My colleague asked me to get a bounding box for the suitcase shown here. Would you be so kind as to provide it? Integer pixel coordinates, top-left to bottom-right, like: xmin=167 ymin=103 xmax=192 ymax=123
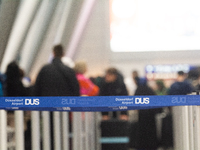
xmin=100 ymin=119 xmax=130 ymax=150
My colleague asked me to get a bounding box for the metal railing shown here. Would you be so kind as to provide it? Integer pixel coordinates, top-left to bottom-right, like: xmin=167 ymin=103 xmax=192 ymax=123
xmin=0 ymin=110 xmax=101 ymax=150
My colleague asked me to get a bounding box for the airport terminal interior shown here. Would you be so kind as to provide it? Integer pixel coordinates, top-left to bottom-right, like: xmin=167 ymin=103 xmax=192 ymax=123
xmin=1 ymin=0 xmax=200 ymax=150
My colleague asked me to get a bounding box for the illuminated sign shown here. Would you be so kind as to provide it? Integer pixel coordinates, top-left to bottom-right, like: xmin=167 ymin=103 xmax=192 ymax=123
xmin=110 ymin=0 xmax=200 ymax=52
xmin=145 ymin=64 xmax=192 ymax=80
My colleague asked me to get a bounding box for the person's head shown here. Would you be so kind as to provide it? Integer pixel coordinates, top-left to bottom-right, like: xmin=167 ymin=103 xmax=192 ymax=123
xmin=178 ymin=71 xmax=185 ymax=76
xmin=105 ymin=67 xmax=118 ymax=83
xmin=132 ymin=70 xmax=139 ymax=85
xmin=132 ymin=70 xmax=138 ymax=78
xmin=6 ymin=61 xmax=20 ymax=80
xmin=156 ymin=80 xmax=165 ymax=91
xmin=53 ymin=44 xmax=64 ymax=58
xmin=177 ymin=71 xmax=186 ymax=82
xmin=74 ymin=61 xmax=87 ymax=74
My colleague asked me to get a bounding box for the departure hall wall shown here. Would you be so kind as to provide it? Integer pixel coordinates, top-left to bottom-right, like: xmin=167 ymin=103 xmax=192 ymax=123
xmin=75 ymin=0 xmax=200 ymax=80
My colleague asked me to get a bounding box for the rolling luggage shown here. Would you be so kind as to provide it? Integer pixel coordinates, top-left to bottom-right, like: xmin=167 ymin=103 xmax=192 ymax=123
xmin=100 ymin=119 xmax=129 ymax=150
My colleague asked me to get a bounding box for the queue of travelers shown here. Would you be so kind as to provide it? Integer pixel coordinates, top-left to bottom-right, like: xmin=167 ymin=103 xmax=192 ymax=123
xmin=0 ymin=44 xmax=199 ymax=150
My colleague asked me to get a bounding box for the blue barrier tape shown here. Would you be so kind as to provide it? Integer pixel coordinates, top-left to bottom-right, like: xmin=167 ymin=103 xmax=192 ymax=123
xmin=0 ymin=95 xmax=200 ymax=111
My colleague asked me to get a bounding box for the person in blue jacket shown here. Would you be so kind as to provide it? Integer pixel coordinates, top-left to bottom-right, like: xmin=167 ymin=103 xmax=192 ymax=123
xmin=168 ymin=71 xmax=193 ymax=95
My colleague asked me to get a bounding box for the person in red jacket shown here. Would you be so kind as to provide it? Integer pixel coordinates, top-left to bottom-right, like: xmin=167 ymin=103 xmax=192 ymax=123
xmin=74 ymin=61 xmax=99 ymax=96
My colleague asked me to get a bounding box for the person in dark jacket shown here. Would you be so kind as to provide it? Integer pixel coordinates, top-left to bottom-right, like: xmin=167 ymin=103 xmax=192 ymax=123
xmin=33 ymin=44 xmax=80 ymax=150
xmin=168 ymin=71 xmax=193 ymax=95
xmin=5 ymin=61 xmax=29 ymax=97
xmin=99 ymin=67 xmax=128 ymax=120
xmin=133 ymin=78 xmax=162 ymax=150
xmin=34 ymin=44 xmax=80 ymax=96
xmin=5 ymin=61 xmax=31 ymax=150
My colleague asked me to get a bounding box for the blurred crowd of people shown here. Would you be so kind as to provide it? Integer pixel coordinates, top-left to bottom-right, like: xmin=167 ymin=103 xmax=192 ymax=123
xmin=0 ymin=44 xmax=200 ymax=150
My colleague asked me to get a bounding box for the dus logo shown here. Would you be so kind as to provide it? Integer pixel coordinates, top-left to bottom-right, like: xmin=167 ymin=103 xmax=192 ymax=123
xmin=171 ymin=97 xmax=186 ymax=103
xmin=135 ymin=98 xmax=150 ymax=104
xmin=25 ymin=99 xmax=40 ymax=105
xmin=62 ymin=99 xmax=76 ymax=105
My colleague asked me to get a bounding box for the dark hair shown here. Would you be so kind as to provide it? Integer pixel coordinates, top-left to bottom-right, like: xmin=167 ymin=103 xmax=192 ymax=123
xmin=132 ymin=70 xmax=138 ymax=76
xmin=178 ymin=71 xmax=184 ymax=76
xmin=6 ymin=61 xmax=20 ymax=80
xmin=53 ymin=44 xmax=64 ymax=58
xmin=106 ymin=67 xmax=118 ymax=76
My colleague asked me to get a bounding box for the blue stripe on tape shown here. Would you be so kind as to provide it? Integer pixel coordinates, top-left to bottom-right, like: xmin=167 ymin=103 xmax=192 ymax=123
xmin=0 ymin=95 xmax=200 ymax=111
xmin=100 ymin=137 xmax=129 ymax=144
